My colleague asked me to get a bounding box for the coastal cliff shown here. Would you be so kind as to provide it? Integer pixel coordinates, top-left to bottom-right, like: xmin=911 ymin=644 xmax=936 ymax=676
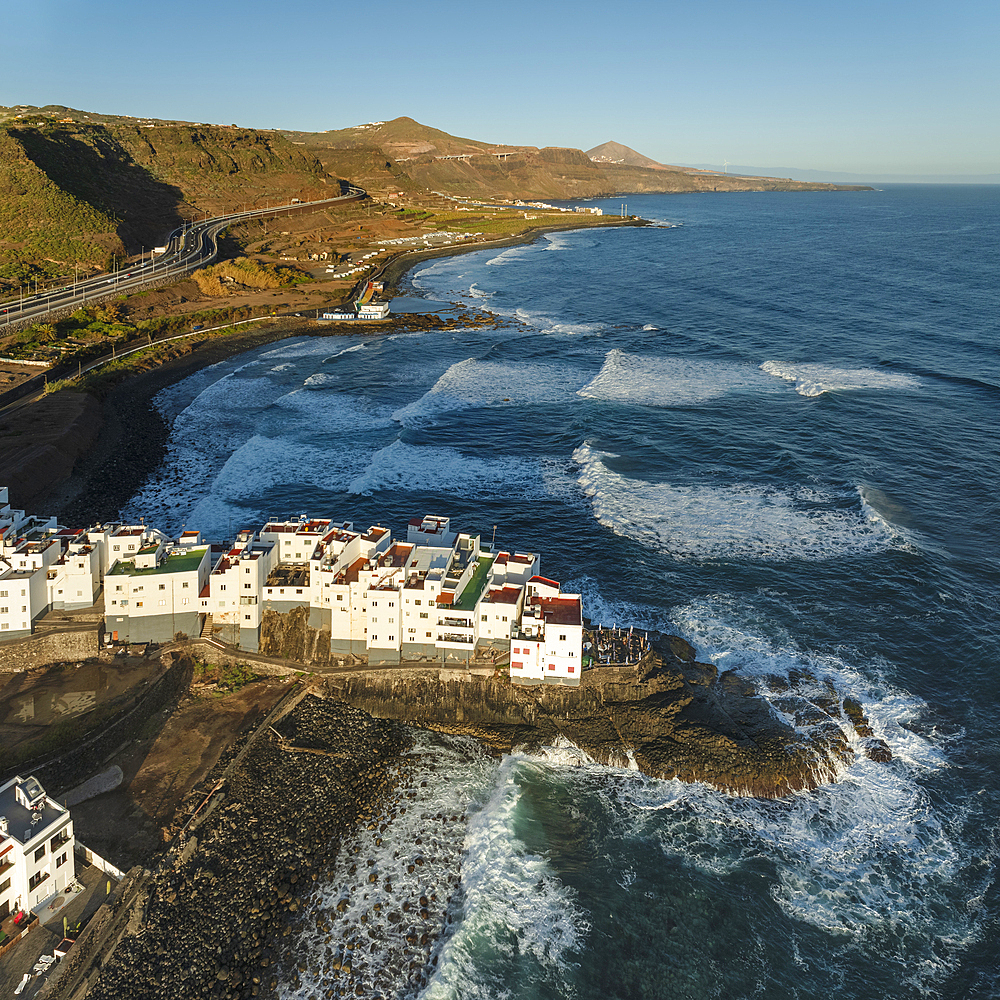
xmin=326 ymin=635 xmax=882 ymax=799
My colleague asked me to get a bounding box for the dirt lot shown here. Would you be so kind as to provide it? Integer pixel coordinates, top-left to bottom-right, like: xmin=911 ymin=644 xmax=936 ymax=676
xmin=71 ymin=672 xmax=294 ymax=868
xmin=1 ymin=657 xmax=293 ymax=871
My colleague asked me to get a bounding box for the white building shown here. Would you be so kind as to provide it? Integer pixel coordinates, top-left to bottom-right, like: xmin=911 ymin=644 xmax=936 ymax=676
xmin=509 ymin=576 xmax=584 ymax=685
xmin=0 ymin=775 xmax=76 ymax=918
xmin=105 ymin=539 xmax=212 ymax=643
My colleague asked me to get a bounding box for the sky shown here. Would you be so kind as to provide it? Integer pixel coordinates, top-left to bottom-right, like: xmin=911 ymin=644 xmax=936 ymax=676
xmin=2 ymin=0 xmax=997 ymax=178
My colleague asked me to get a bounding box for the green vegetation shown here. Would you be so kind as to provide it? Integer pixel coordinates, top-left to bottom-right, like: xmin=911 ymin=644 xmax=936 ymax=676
xmin=192 ymin=658 xmax=259 ymax=694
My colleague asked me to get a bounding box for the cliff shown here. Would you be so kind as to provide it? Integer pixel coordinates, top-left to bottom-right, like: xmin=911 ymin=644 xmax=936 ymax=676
xmin=325 ymin=635 xmax=886 ymax=799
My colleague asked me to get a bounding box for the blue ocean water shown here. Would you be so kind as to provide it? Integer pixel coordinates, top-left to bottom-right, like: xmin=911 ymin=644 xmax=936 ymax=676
xmin=124 ymin=186 xmax=1000 ymax=999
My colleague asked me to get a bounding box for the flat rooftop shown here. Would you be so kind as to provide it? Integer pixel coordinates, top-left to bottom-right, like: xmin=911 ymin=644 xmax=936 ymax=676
xmin=451 ymin=555 xmax=495 ymax=612
xmin=107 ymin=546 xmax=208 ymax=576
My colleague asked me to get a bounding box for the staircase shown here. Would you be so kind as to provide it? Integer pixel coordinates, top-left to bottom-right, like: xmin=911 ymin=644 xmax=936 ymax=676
xmin=200 ymin=614 xmax=214 ymax=639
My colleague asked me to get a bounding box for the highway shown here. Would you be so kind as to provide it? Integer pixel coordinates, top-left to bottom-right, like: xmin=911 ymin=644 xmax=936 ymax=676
xmin=0 ymin=186 xmax=365 ymax=327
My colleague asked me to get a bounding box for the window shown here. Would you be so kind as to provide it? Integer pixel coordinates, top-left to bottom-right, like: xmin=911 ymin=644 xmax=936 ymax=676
xmin=408 ymin=628 xmax=416 ymax=634
xmin=218 ymin=601 xmax=226 ymax=608
xmin=559 ymin=634 xmax=566 ymax=642
xmin=337 ymin=594 xmax=343 ymax=601
xmin=113 ymin=545 xmax=120 ymax=552
xmin=548 ymin=664 xmax=555 ymax=671
xmin=115 ymin=585 xmax=123 ymax=592
xmin=0 ymin=591 xmax=5 ymax=598
xmin=34 ymin=845 xmax=45 ymax=862
xmin=568 ymin=665 xmax=575 ymax=674
xmin=388 ymin=601 xmax=394 ymax=608
xmin=182 ymin=581 xmax=189 ymax=589
xmin=419 ymin=612 xmax=428 ymax=619
xmin=388 ymin=617 xmax=394 ymax=623
xmin=245 ymin=567 xmax=251 ymax=574
xmin=158 ymin=599 xmax=165 ymax=606
xmin=159 ymin=584 xmax=166 ymax=591
xmin=1 ymin=624 xmax=8 ymax=631
xmin=0 ymin=607 xmax=6 ymax=614
xmin=56 ymin=853 xmax=67 ymax=868
xmin=372 ymin=600 xmax=378 ymax=607
xmin=0 ymin=877 xmax=10 ymax=893
xmin=244 ymin=583 xmax=252 ymax=589
xmin=29 ymin=871 xmax=48 ymax=891
xmin=244 ymin=615 xmax=252 ymax=621
xmin=502 ymin=616 xmax=508 ymax=623
xmin=135 ymin=585 xmax=143 ymax=592
xmin=481 ymin=615 xmax=487 ymax=622
xmin=135 ymin=601 xmax=143 ymax=608
xmin=426 ymin=632 xmax=432 ymax=638
xmin=415 ymin=599 xmax=421 ymax=606
xmin=372 ymin=636 xmax=377 ymax=642
xmin=219 ymin=584 xmax=226 ymax=591
xmin=181 ymin=599 xmax=189 ymax=606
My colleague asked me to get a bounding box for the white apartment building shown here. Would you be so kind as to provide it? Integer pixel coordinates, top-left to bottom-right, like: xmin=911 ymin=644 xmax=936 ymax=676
xmin=0 ymin=775 xmax=76 ymax=918
xmin=509 ymin=576 xmax=585 ymax=686
xmin=46 ymin=528 xmax=102 ymax=611
xmin=105 ymin=539 xmax=212 ymax=643
xmin=0 ymin=487 xmax=586 ymax=684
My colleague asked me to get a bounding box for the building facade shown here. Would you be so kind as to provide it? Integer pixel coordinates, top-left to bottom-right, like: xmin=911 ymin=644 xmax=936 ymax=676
xmin=0 ymin=775 xmax=76 ymax=918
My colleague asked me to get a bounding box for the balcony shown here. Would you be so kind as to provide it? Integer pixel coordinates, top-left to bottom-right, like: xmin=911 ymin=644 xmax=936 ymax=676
xmin=437 ymin=633 xmax=474 ymax=645
xmin=437 ymin=617 xmax=472 ymax=629
xmin=50 ymin=831 xmax=72 ymax=852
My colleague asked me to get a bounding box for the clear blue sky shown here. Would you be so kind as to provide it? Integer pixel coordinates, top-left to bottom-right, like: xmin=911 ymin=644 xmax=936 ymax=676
xmin=3 ymin=0 xmax=997 ymax=176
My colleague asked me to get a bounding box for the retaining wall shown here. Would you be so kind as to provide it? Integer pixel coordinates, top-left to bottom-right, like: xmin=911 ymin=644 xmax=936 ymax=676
xmin=0 ymin=630 xmax=99 ymax=672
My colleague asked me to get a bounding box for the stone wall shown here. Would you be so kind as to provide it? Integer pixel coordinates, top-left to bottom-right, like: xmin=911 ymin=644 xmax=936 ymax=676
xmin=0 ymin=629 xmax=99 ymax=672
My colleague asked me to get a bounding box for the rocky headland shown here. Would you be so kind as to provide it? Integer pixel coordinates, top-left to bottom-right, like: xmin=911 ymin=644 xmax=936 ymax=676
xmin=326 ymin=634 xmax=889 ymax=799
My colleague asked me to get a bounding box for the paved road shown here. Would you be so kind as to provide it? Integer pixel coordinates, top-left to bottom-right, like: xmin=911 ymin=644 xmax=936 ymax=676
xmin=0 ymin=187 xmax=365 ymax=328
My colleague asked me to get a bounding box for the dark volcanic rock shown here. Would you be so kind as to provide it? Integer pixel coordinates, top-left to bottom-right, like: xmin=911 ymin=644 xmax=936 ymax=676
xmin=326 ymin=635 xmax=872 ymax=798
xmin=82 ymin=696 xmax=408 ymax=1000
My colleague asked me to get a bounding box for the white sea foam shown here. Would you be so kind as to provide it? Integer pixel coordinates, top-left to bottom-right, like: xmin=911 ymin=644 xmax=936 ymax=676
xmin=484 ymin=246 xmax=528 ymax=267
xmin=574 ymin=597 xmax=979 ymax=991
xmin=124 ymin=389 xmax=392 ymax=534
xmin=348 ymin=440 xmax=544 ymax=497
xmin=761 ymin=360 xmax=923 ymax=397
xmin=512 ymin=307 xmax=604 ymax=336
xmin=423 ymin=753 xmax=590 ymax=1000
xmin=323 ymin=342 xmax=366 ymax=361
xmin=282 ymin=733 xmax=495 ymax=1000
xmin=642 ymin=324 xmax=659 ymax=331
xmin=302 ymin=372 xmax=339 ymax=387
xmin=392 ymin=357 xmax=583 ymax=426
xmin=573 ymin=442 xmax=904 ymax=561
xmin=579 ymin=349 xmax=779 ymax=407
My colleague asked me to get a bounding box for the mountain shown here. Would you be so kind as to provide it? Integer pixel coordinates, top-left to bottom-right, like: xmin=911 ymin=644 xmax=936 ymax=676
xmin=586 ymin=141 xmax=669 ymax=170
xmin=0 ymin=107 xmax=341 ymax=285
xmin=0 ymin=107 xmax=869 ymax=289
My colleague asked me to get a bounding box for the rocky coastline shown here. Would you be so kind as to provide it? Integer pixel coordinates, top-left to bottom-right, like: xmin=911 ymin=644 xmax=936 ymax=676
xmin=48 ymin=691 xmax=411 ymax=1000
xmin=327 ymin=634 xmax=888 ymax=799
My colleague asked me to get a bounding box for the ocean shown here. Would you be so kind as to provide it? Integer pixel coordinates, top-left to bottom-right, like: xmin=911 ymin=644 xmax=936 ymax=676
xmin=122 ymin=185 xmax=1000 ymax=998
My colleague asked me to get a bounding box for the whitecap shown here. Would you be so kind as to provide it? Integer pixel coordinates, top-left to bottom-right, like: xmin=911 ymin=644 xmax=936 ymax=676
xmin=391 ymin=357 xmax=583 ymax=426
xmin=579 ymin=349 xmax=779 ymax=407
xmin=573 ymin=443 xmax=905 ymax=561
xmin=761 ymin=360 xmax=922 ymax=397
xmin=348 ymin=440 xmax=545 ymax=497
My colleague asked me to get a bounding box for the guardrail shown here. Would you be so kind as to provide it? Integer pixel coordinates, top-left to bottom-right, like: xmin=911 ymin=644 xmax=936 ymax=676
xmin=0 ymin=186 xmax=366 ymax=327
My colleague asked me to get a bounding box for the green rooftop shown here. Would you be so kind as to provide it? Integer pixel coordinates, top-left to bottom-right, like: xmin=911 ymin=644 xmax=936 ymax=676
xmin=108 ymin=546 xmax=208 ymax=576
xmin=452 ymin=555 xmax=494 ymax=612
